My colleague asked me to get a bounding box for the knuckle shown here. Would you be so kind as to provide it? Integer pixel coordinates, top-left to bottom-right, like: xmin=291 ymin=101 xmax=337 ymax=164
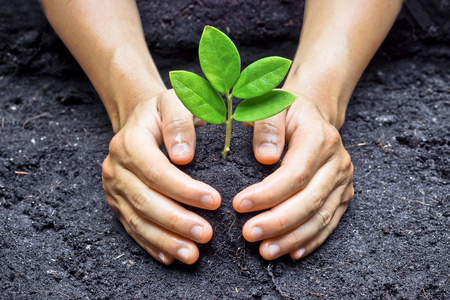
xmin=289 ymin=229 xmax=303 ymax=248
xmin=258 ymin=120 xmax=284 ymax=138
xmin=309 ymin=190 xmax=325 ymax=210
xmin=164 ymin=113 xmax=191 ymax=132
xmin=338 ymin=158 xmax=354 ymax=186
xmin=127 ymin=212 xmax=141 ymax=233
xmin=167 ymin=210 xmax=181 ymax=230
xmin=130 ymin=191 xmax=147 ymax=211
xmin=265 ymin=189 xmax=276 ymax=205
xmin=324 ymin=126 xmax=341 ymax=148
xmin=316 ymin=206 xmax=334 ymax=228
xmin=293 ymin=167 xmax=310 ymax=190
xmin=156 ymin=231 xmax=170 ymax=249
xmin=341 ymin=151 xmax=353 ymax=170
xmin=108 ymin=133 xmax=124 ymax=157
xmin=261 ymin=178 xmax=277 ymax=204
xmin=101 ymin=157 xmax=114 ymax=181
xmin=177 ymin=180 xmax=192 ymax=200
xmin=144 ymin=165 xmax=161 ymax=187
xmin=276 ymin=213 xmax=290 ymax=232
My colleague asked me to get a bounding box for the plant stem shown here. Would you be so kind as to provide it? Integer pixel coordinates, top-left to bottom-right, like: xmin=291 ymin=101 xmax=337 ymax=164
xmin=221 ymin=91 xmax=234 ymax=158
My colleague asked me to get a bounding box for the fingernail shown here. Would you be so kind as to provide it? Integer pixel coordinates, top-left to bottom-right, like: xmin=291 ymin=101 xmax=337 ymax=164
xmin=200 ymin=194 xmax=214 ymax=208
xmin=158 ymin=252 xmax=166 ymax=264
xmin=191 ymin=225 xmax=204 ymax=241
xmin=258 ymin=142 xmax=278 ymax=155
xmin=239 ymin=199 xmax=253 ymax=211
xmin=172 ymin=143 xmax=190 ymax=156
xmin=251 ymin=226 xmax=263 ymax=240
xmin=177 ymin=247 xmax=190 ymax=263
xmin=295 ymin=248 xmax=305 ymax=259
xmin=269 ymin=244 xmax=280 ymax=257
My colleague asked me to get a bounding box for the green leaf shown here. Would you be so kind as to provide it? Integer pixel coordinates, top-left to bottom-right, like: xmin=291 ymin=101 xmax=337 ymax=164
xmin=169 ymin=71 xmax=226 ymax=124
xmin=199 ymin=26 xmax=241 ymax=94
xmin=233 ymin=90 xmax=297 ymax=122
xmin=232 ymin=56 xmax=292 ymax=99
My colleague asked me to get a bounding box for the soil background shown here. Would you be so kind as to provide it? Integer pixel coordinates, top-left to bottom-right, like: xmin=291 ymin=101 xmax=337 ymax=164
xmin=1 ymin=0 xmax=449 ymax=299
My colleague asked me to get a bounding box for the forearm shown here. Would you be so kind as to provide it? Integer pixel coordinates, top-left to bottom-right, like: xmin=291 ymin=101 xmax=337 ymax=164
xmin=284 ymin=0 xmax=402 ymax=129
xmin=41 ymin=0 xmax=166 ymax=132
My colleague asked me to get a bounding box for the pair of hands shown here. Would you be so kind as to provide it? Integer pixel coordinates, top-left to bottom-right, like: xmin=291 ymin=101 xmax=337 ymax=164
xmin=102 ymin=88 xmax=354 ymax=265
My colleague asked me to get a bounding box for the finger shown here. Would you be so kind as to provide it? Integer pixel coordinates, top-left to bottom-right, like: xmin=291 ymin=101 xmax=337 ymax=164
xmin=289 ymin=202 xmax=349 ymax=260
xmin=109 ymin=167 xmax=214 ymax=244
xmin=105 ymin=192 xmax=175 ymax=265
xmin=118 ymin=199 xmax=200 ymax=264
xmin=252 ymin=111 xmax=286 ymax=165
xmin=108 ymin=134 xmax=221 ymax=210
xmin=242 ymin=164 xmax=348 ymax=242
xmin=257 ymin=184 xmax=350 ymax=260
xmin=160 ymin=89 xmax=196 ymax=165
xmin=193 ymin=117 xmax=207 ymax=127
xmin=132 ymin=230 xmax=175 ymax=265
xmin=123 ymin=219 xmax=176 ymax=265
xmin=233 ymin=125 xmax=342 ymax=212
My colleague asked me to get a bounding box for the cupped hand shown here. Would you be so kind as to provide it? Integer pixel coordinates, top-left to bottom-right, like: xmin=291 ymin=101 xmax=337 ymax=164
xmin=102 ymin=89 xmax=221 ymax=265
xmin=234 ymin=93 xmax=354 ymax=260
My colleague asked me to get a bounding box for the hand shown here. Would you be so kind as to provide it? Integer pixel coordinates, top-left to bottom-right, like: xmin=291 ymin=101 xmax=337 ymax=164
xmin=233 ymin=93 xmax=354 ymax=260
xmin=102 ymin=89 xmax=221 ymax=265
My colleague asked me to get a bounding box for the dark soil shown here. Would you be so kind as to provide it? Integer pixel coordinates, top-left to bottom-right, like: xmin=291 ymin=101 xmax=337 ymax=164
xmin=1 ymin=0 xmax=449 ymax=299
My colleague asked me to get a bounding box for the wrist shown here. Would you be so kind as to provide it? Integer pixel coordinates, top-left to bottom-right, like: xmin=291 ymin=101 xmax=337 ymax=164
xmin=100 ymin=45 xmax=167 ymax=132
xmin=283 ymin=61 xmax=353 ymax=129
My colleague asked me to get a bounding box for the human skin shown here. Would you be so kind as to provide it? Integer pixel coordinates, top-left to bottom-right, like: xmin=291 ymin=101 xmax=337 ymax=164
xmin=41 ymin=0 xmax=402 ymax=264
xmin=233 ymin=0 xmax=402 ymax=260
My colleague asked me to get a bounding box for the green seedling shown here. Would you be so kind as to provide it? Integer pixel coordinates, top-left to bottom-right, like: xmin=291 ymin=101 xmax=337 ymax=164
xmin=170 ymin=26 xmax=297 ymax=158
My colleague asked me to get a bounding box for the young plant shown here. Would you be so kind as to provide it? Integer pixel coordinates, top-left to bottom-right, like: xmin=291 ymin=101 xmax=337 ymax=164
xmin=169 ymin=26 xmax=297 ymax=158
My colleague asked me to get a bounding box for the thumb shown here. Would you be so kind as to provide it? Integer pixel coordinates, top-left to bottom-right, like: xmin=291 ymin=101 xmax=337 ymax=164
xmin=252 ymin=111 xmax=286 ymax=165
xmin=160 ymin=90 xmax=197 ymax=165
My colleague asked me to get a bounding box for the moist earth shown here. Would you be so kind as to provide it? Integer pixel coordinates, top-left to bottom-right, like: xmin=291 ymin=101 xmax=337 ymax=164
xmin=0 ymin=0 xmax=449 ymax=299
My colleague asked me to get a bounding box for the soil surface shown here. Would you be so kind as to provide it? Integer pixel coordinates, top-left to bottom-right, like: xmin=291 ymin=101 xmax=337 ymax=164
xmin=1 ymin=0 xmax=449 ymax=299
